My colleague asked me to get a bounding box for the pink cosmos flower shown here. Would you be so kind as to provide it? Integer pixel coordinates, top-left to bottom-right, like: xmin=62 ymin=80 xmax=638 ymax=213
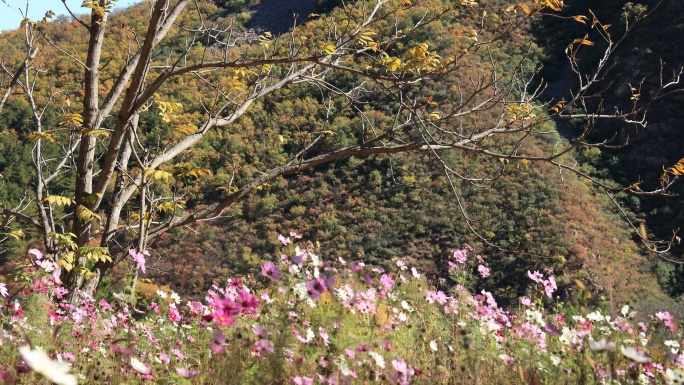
xmin=210 ymin=333 xmax=226 ymax=354
xmin=319 ymin=327 xmax=330 ymax=346
xmin=278 ymin=234 xmax=290 ymax=245
xmin=261 ymin=261 xmax=281 ymax=281
xmin=543 ymin=276 xmax=557 ymax=298
xmin=380 ymin=274 xmax=395 ymax=291
xmin=351 ymin=261 xmax=364 ymax=273
xmin=109 ymin=343 xmax=135 ymax=355
xmin=289 ymin=231 xmax=302 ymax=239
xmin=176 ymin=368 xmax=200 ymax=378
xmin=519 ymin=297 xmax=533 ymax=307
xmin=187 ymin=301 xmax=204 ymax=315
xmin=149 ymin=302 xmax=160 ymax=313
xmin=453 ymin=249 xmax=468 ymax=264
xmin=527 ymin=270 xmax=544 ymax=283
xmin=293 ymin=376 xmax=314 ymax=385
xmin=168 ymin=305 xmax=181 ymax=322
xmin=28 ymin=248 xmax=43 ymax=260
xmin=253 ymin=339 xmax=274 ymax=355
xmin=54 ymin=286 xmax=69 ymax=299
xmin=478 ymin=264 xmax=490 ymax=278
xmin=656 ymin=311 xmax=676 ymax=332
xmin=252 ymin=325 xmax=269 ymax=338
xmin=171 ymin=349 xmax=184 ymax=360
xmin=426 ymin=290 xmax=448 ymax=305
xmin=128 ymin=249 xmax=147 ymax=274
xmin=390 ymin=359 xmax=415 ymax=384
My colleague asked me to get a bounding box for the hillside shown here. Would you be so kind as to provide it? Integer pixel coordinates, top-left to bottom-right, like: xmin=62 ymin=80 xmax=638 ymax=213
xmin=0 ymin=0 xmax=678 ymax=317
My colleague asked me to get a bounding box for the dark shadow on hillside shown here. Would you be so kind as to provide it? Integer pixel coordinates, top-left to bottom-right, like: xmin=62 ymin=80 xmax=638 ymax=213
xmin=246 ymin=0 xmax=317 ymax=34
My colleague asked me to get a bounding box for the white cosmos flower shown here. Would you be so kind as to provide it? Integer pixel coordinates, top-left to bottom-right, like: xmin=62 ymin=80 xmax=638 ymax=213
xmin=621 ymin=346 xmax=651 ymax=363
xmin=588 ymin=338 xmax=615 ymax=352
xmin=621 ymin=305 xmax=630 ymax=317
xmin=19 ymin=346 xmax=77 ymax=385
xmin=131 ymin=357 xmax=152 ymax=374
xmin=586 ymin=311 xmax=604 ymax=323
xmin=666 ymin=368 xmax=684 ymax=385
xmin=368 ymin=351 xmax=385 ymax=368
xmin=665 ymin=340 xmax=681 ymax=354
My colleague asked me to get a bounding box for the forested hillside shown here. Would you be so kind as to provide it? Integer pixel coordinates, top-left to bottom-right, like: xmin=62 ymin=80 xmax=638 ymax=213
xmin=0 ymin=0 xmax=680 ymax=315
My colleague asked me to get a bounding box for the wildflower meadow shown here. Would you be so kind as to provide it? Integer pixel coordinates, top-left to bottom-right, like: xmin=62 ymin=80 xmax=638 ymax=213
xmin=0 ymin=234 xmax=682 ymax=384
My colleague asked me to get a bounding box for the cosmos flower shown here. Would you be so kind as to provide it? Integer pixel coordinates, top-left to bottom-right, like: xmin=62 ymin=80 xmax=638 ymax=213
xmin=453 ymin=249 xmax=468 ymax=264
xmin=620 ymin=346 xmax=651 ymax=363
xmin=176 ymin=367 xmax=200 ymax=378
xmin=131 ymin=357 xmax=152 ymax=374
xmin=109 ymin=342 xmax=135 ymax=355
xmin=237 ymin=290 xmax=259 ymax=312
xmin=0 ymin=282 xmax=7 ymax=297
xmin=128 ymin=249 xmax=147 ymax=273
xmin=478 ymin=264 xmax=490 ymax=278
xmin=168 ymin=305 xmax=181 ymax=322
xmin=589 ymin=339 xmax=615 ymax=352
xmin=293 ymin=376 xmax=314 ymax=385
xmin=527 ymin=270 xmax=544 ymax=283
xmin=19 ymin=346 xmax=77 ymax=385
xmin=261 ymin=261 xmax=281 ymax=281
xmin=278 ymin=234 xmax=290 ymax=245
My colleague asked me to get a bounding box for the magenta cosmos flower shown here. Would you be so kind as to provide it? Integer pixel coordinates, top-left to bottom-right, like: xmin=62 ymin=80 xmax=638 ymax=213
xmin=305 ymin=277 xmax=334 ymax=300
xmin=237 ymin=290 xmax=259 ymax=312
xmin=261 ymin=261 xmax=281 ymax=281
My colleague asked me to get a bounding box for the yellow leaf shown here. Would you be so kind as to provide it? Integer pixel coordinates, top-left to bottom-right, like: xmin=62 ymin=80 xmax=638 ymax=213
xmin=549 ymin=100 xmax=564 ymax=114
xmin=76 ymin=205 xmax=101 ymax=223
xmin=428 ymin=112 xmax=440 ymax=122
xmin=541 ymin=0 xmax=564 ymax=11
xmin=27 ymin=132 xmax=56 ymax=143
xmin=58 ymin=113 xmax=83 ymax=127
xmin=58 ymin=251 xmax=75 ymax=272
xmin=571 ymin=15 xmax=587 ymax=24
xmin=277 ymin=135 xmax=285 ymax=143
xmin=43 ymin=195 xmax=73 ymax=206
xmin=368 ymin=41 xmax=378 ymax=52
xmin=82 ymin=193 xmax=103 ymax=205
xmin=323 ymin=44 xmax=336 ymax=55
xmin=174 ymin=124 xmax=198 ymax=137
xmin=5 ymin=229 xmax=24 ymax=240
xmin=144 ymin=168 xmax=174 ymax=183
xmin=81 ymin=128 xmax=110 ymax=138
